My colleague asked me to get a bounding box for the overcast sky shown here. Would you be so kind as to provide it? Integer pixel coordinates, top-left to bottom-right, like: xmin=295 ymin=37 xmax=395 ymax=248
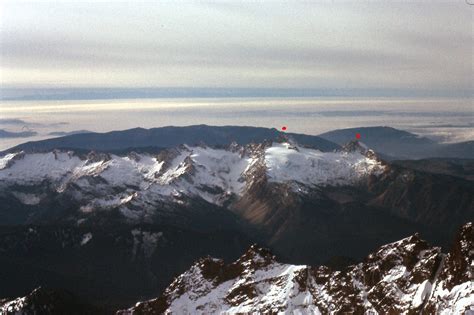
xmin=0 ymin=1 xmax=472 ymax=93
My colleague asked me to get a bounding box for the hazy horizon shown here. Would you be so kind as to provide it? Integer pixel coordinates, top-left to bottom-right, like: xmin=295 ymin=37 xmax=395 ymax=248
xmin=1 ymin=96 xmax=472 ymax=150
xmin=1 ymin=1 xmax=472 ymax=150
xmin=1 ymin=87 xmax=473 ymax=101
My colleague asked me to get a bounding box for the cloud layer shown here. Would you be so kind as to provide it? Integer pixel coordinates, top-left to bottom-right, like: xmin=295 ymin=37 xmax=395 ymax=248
xmin=0 ymin=1 xmax=472 ymax=93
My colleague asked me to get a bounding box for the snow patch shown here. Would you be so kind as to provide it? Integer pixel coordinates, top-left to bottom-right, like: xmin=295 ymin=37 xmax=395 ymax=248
xmin=265 ymin=143 xmax=384 ymax=186
xmin=12 ymin=191 xmax=41 ymax=205
xmin=80 ymin=233 xmax=93 ymax=246
xmin=412 ymin=279 xmax=432 ymax=308
xmin=0 ymin=152 xmax=19 ymax=169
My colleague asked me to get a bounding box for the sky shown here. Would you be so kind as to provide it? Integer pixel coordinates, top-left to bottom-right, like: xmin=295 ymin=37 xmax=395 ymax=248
xmin=0 ymin=0 xmax=472 ymax=96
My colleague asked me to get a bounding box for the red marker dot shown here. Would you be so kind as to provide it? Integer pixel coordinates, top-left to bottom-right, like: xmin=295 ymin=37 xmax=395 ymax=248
xmin=281 ymin=126 xmax=287 ymax=131
xmin=355 ymin=133 xmax=361 ymax=139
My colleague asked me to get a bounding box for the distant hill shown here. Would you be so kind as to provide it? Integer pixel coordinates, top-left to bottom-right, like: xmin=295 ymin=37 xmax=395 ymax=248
xmin=0 ymin=129 xmax=37 ymax=138
xmin=3 ymin=125 xmax=340 ymax=154
xmin=319 ymin=126 xmax=473 ymax=159
xmin=3 ymin=125 xmax=473 ymax=159
xmin=394 ymin=158 xmax=474 ymax=181
xmin=47 ymin=130 xmax=92 ymax=137
xmin=432 ymin=141 xmax=474 ymax=159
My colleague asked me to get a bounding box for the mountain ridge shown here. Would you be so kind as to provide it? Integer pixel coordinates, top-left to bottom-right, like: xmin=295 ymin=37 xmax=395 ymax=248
xmin=2 ymin=125 xmax=339 ymax=155
xmin=2 ymin=222 xmax=471 ymax=314
xmin=319 ymin=126 xmax=474 ymax=159
xmin=117 ymin=222 xmax=473 ymax=314
xmin=4 ymin=125 xmax=473 ymax=160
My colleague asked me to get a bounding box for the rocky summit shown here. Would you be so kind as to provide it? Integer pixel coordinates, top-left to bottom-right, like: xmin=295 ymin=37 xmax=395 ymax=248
xmin=117 ymin=223 xmax=473 ymax=314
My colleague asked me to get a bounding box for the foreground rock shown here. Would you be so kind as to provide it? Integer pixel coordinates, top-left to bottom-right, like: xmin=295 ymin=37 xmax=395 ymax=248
xmin=118 ymin=223 xmax=473 ymax=314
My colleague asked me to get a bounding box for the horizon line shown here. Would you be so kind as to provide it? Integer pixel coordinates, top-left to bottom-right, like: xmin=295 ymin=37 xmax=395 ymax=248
xmin=1 ymin=87 xmax=472 ymax=101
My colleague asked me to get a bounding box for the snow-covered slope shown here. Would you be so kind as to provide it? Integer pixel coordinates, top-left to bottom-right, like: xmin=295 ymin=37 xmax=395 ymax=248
xmin=2 ymin=224 xmax=471 ymax=314
xmin=117 ymin=223 xmax=474 ymax=315
xmin=265 ymin=142 xmax=381 ymax=185
xmin=0 ymin=141 xmax=385 ymax=222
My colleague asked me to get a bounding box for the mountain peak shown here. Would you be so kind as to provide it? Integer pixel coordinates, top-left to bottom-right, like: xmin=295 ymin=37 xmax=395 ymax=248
xmin=437 ymin=221 xmax=473 ymax=290
xmin=341 ymin=140 xmax=381 ymax=162
xmin=342 ymin=139 xmax=368 ymax=152
xmin=118 ymin=225 xmax=472 ymax=314
xmin=237 ymin=244 xmax=275 ymax=267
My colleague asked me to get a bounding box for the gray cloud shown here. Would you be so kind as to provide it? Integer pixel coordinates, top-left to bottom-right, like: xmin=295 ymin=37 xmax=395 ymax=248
xmin=47 ymin=130 xmax=91 ymax=136
xmin=0 ymin=118 xmax=69 ymax=129
xmin=414 ymin=123 xmax=474 ymax=129
xmin=0 ymin=1 xmax=471 ymax=91
xmin=1 ymin=35 xmax=423 ymax=71
xmin=0 ymin=118 xmax=28 ymax=125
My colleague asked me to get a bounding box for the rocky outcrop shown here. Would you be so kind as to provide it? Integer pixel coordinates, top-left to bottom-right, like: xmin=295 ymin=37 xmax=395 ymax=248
xmin=118 ymin=223 xmax=473 ymax=314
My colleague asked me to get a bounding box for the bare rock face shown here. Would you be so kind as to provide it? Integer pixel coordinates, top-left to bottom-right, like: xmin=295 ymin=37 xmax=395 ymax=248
xmin=118 ymin=223 xmax=473 ymax=314
xmin=425 ymin=222 xmax=474 ymax=313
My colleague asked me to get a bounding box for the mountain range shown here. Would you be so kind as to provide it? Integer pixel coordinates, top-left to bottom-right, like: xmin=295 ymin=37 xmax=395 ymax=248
xmin=0 ymin=125 xmax=472 ymax=313
xmin=2 ymin=125 xmax=338 ymax=155
xmin=4 ymin=125 xmax=474 ymax=159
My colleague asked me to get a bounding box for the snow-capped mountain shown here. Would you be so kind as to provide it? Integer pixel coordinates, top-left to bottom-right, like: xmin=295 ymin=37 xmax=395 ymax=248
xmin=117 ymin=223 xmax=473 ymax=315
xmin=1 ymin=136 xmax=473 ymax=311
xmin=0 ymin=141 xmax=384 ymax=223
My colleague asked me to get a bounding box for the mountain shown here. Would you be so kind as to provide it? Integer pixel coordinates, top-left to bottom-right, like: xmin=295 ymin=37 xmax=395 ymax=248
xmin=1 ymin=133 xmax=473 ymax=310
xmin=319 ymin=126 xmax=435 ymax=158
xmin=393 ymin=158 xmax=474 ymax=181
xmin=431 ymin=141 xmax=474 ymax=159
xmin=319 ymin=126 xmax=474 ymax=159
xmin=3 ymin=125 xmax=339 ymax=154
xmin=5 ymin=125 xmax=472 ymax=159
xmin=117 ymin=222 xmax=473 ymax=314
xmin=0 ymin=140 xmax=472 ymax=255
xmin=0 ymin=225 xmax=252 ymax=311
xmin=0 ymin=141 xmax=382 ymax=226
xmin=3 ymin=224 xmax=471 ymax=315
xmin=0 ymin=140 xmax=385 ymax=308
